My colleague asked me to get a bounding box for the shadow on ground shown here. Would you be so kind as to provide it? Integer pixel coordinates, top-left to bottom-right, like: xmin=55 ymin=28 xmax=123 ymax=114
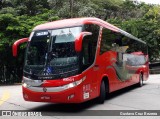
xmin=30 ymin=84 xmax=147 ymax=115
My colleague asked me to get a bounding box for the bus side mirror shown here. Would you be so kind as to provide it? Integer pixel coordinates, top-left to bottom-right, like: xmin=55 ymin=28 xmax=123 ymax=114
xmin=75 ymin=32 xmax=92 ymax=52
xmin=12 ymin=38 xmax=29 ymax=57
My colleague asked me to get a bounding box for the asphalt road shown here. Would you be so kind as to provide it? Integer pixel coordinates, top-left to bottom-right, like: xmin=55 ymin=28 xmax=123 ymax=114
xmin=0 ymin=74 xmax=160 ymax=119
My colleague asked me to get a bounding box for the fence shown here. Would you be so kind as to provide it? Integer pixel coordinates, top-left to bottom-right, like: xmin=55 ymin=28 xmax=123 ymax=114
xmin=149 ymin=62 xmax=160 ymax=74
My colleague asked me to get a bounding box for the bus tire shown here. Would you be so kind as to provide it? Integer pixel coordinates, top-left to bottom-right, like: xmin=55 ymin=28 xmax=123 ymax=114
xmin=138 ymin=73 xmax=143 ymax=87
xmin=97 ymin=80 xmax=106 ymax=104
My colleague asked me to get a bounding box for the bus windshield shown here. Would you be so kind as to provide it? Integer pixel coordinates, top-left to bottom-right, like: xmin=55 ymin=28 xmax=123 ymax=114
xmin=24 ymin=26 xmax=82 ymax=80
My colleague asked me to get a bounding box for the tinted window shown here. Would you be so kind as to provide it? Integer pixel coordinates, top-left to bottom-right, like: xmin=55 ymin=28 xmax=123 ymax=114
xmin=100 ymin=28 xmax=147 ymax=55
xmin=81 ymin=24 xmax=99 ymax=71
xmin=122 ymin=36 xmax=147 ymax=55
xmin=100 ymin=28 xmax=122 ymax=54
xmin=100 ymin=27 xmax=147 ymax=66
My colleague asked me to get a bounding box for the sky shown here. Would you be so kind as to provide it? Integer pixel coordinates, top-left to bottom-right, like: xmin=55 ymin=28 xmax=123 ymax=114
xmin=138 ymin=0 xmax=160 ymax=4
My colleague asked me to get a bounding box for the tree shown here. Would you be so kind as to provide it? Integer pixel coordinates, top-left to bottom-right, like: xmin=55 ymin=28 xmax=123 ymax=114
xmin=0 ymin=0 xmax=160 ymax=84
xmin=0 ymin=0 xmax=13 ymax=9
xmin=92 ymin=0 xmax=123 ymax=20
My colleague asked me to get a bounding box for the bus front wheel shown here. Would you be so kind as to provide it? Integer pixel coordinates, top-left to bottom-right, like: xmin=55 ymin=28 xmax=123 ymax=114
xmin=97 ymin=80 xmax=106 ymax=104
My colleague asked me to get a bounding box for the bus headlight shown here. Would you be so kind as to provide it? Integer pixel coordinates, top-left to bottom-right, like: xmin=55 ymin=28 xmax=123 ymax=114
xmin=22 ymin=77 xmax=28 ymax=88
xmin=22 ymin=80 xmax=31 ymax=88
xmin=22 ymin=82 xmax=28 ymax=88
xmin=22 ymin=76 xmax=43 ymax=87
xmin=64 ymin=76 xmax=86 ymax=89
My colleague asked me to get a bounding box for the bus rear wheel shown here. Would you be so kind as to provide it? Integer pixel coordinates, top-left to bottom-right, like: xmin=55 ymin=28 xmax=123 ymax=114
xmin=138 ymin=73 xmax=143 ymax=87
xmin=97 ymin=80 xmax=106 ymax=104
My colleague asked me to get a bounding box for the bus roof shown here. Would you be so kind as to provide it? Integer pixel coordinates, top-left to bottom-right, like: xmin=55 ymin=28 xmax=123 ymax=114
xmin=33 ymin=17 xmax=119 ymax=31
xmin=33 ymin=17 xmax=146 ymax=44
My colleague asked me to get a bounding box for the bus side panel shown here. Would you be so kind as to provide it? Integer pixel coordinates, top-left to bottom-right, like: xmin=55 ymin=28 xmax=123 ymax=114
xmin=97 ymin=51 xmax=127 ymax=92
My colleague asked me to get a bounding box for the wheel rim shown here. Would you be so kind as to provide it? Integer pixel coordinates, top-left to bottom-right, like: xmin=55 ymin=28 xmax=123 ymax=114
xmin=140 ymin=74 xmax=143 ymax=86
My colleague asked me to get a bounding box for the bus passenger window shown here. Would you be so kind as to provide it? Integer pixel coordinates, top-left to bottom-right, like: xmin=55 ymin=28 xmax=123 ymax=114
xmin=100 ymin=28 xmax=120 ymax=54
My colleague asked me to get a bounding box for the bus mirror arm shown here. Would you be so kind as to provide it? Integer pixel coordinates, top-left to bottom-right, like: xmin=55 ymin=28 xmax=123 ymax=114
xmin=75 ymin=32 xmax=92 ymax=52
xmin=12 ymin=38 xmax=29 ymax=57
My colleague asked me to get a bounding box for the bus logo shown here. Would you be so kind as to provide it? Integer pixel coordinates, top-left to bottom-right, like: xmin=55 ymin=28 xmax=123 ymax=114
xmin=43 ymin=87 xmax=47 ymax=92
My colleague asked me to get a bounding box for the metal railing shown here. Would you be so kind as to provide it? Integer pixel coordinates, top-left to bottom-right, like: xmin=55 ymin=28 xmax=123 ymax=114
xmin=149 ymin=62 xmax=160 ymax=74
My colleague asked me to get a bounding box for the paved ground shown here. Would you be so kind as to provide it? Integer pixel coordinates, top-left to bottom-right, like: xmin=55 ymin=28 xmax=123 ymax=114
xmin=0 ymin=74 xmax=160 ymax=119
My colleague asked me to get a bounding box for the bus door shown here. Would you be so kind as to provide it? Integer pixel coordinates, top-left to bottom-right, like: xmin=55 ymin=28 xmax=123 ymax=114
xmin=80 ymin=24 xmax=100 ymax=98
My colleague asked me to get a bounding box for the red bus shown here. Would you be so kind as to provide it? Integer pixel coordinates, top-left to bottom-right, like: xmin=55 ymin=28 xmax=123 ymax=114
xmin=12 ymin=18 xmax=149 ymax=104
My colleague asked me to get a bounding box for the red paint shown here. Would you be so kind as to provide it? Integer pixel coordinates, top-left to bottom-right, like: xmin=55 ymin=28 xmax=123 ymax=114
xmin=33 ymin=17 xmax=119 ymax=32
xmin=12 ymin=38 xmax=28 ymax=57
xmin=13 ymin=18 xmax=149 ymax=103
xmin=75 ymin=32 xmax=92 ymax=52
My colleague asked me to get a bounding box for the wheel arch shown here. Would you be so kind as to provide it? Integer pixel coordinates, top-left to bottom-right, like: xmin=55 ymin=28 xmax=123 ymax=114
xmin=101 ymin=76 xmax=110 ymax=93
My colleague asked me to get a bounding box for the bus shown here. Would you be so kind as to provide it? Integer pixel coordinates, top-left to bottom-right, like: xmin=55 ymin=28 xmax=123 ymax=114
xmin=12 ymin=17 xmax=149 ymax=104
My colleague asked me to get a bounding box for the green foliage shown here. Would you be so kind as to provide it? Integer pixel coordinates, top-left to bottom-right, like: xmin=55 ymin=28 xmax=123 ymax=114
xmin=0 ymin=1 xmax=59 ymax=84
xmin=145 ymin=5 xmax=160 ymax=20
xmin=0 ymin=7 xmax=17 ymax=15
xmin=0 ymin=0 xmax=160 ymax=84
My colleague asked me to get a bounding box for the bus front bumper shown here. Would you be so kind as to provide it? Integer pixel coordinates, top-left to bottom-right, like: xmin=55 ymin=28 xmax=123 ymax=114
xmin=22 ymin=85 xmax=88 ymax=103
